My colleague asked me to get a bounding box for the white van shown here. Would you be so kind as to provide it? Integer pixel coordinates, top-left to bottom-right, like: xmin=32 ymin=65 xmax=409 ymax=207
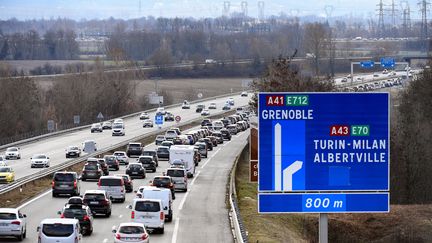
xmin=82 ymin=140 xmax=97 ymax=153
xmin=129 ymin=199 xmax=165 ymax=234
xmin=37 ymin=218 xmax=82 ymax=243
xmin=169 ymin=145 xmax=196 ymax=178
xmin=97 ymin=176 xmax=126 ymax=202
xmin=135 ymin=186 xmax=173 ymax=222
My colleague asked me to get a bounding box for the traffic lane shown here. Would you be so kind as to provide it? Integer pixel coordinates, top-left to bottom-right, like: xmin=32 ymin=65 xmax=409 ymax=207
xmin=4 ymin=94 xmax=251 ymax=180
xmin=13 ymin=126 xmax=249 ymax=243
xmin=176 ymin=131 xmax=249 ymax=243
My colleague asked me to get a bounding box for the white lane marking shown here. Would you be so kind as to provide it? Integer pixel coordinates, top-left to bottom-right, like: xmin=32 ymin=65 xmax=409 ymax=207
xmin=17 ymin=189 xmax=52 ymax=210
xmin=171 ymin=217 xmax=180 ymax=243
xmin=178 ymin=171 xmax=200 ymax=210
xmin=119 ymin=214 xmax=123 ymax=218
xmin=103 ymin=239 xmax=108 ymax=243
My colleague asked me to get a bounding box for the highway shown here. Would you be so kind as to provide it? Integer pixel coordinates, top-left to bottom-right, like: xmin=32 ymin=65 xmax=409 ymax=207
xmin=3 ymin=124 xmax=249 ymax=243
xmin=0 ymin=94 xmax=251 ymax=184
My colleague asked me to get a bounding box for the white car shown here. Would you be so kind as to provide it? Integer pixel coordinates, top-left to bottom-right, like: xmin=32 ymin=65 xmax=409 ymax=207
xmin=181 ymin=101 xmax=190 ymax=109
xmin=31 ymin=154 xmax=50 ymax=168
xmin=113 ymin=151 xmax=129 ymax=165
xmin=37 ymin=218 xmax=82 ymax=243
xmin=0 ymin=208 xmax=27 ymax=241
xmin=156 ymin=107 xmax=166 ymax=115
xmin=112 ymin=123 xmax=125 ymax=136
xmin=112 ymin=222 xmax=149 ymax=243
xmin=5 ymin=147 xmax=20 ymax=160
xmin=201 ymin=109 xmax=210 ymax=116
xmin=129 ymin=199 xmax=165 ymax=234
xmin=139 ymin=112 xmax=149 ymax=120
xmin=241 ymin=91 xmax=248 ymax=97
xmin=228 ymin=98 xmax=234 ymax=106
xmin=208 ymin=103 xmax=217 ymax=109
xmin=142 ymin=119 xmax=154 ymax=128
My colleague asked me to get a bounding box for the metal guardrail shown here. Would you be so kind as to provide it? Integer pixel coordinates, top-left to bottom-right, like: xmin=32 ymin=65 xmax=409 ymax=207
xmin=0 ymin=102 xmax=247 ymax=195
xmin=0 ymin=91 xmax=247 ymax=151
xmin=229 ymin=143 xmax=248 ymax=243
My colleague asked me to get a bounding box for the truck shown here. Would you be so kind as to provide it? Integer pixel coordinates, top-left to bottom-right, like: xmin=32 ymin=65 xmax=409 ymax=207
xmin=169 ymin=145 xmax=196 ymax=178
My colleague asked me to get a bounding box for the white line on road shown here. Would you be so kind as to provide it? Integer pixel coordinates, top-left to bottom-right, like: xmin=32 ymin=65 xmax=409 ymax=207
xmin=103 ymin=238 xmax=108 ymax=243
xmin=119 ymin=214 xmax=123 ymax=218
xmin=171 ymin=217 xmax=180 ymax=243
xmin=17 ymin=189 xmax=52 ymax=210
xmin=178 ymin=171 xmax=200 ymax=210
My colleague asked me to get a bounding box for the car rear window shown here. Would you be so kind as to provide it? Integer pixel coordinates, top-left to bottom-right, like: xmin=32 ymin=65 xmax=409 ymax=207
xmin=54 ymin=173 xmax=75 ymax=181
xmin=100 ymin=178 xmax=122 ymax=186
xmin=135 ymin=201 xmax=160 ymax=212
xmin=166 ymin=170 xmax=185 ymax=177
xmin=119 ymin=226 xmax=145 ymax=234
xmin=139 ymin=157 xmax=152 ymax=163
xmin=114 ymin=152 xmax=124 ymax=156
xmin=153 ymin=177 xmax=170 ymax=186
xmin=129 ymin=144 xmax=141 ymax=148
xmin=63 ymin=208 xmax=86 ymax=219
xmin=42 ymin=224 xmax=74 ymax=237
xmin=84 ymin=193 xmax=105 ymax=200
xmin=84 ymin=164 xmax=98 ymax=170
xmin=0 ymin=213 xmax=16 ymax=220
xmin=158 ymin=147 xmax=168 ymax=152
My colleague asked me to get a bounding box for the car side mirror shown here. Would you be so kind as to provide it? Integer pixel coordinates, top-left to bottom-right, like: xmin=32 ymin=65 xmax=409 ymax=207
xmin=112 ymin=229 xmax=117 ymax=233
xmin=47 ymin=157 xmax=50 ymax=159
xmin=57 ymin=211 xmax=61 ymax=215
xmin=23 ymin=214 xmax=27 ymax=218
xmin=133 ymin=190 xmax=137 ymax=193
xmin=128 ymin=205 xmax=132 ymax=209
xmin=37 ymin=226 xmax=40 ymax=232
xmin=164 ymin=206 xmax=168 ymax=210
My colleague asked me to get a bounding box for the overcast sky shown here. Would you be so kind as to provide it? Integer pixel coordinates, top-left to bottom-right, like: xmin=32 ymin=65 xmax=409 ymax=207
xmin=0 ymin=0 xmax=421 ymax=20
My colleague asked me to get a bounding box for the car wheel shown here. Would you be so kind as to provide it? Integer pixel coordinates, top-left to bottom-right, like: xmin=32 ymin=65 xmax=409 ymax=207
xmin=18 ymin=156 xmax=21 ymax=159
xmin=159 ymin=227 xmax=165 ymax=234
xmin=82 ymin=178 xmax=86 ymax=181
xmin=106 ymin=211 xmax=111 ymax=217
xmin=17 ymin=232 xmax=23 ymax=241
xmin=153 ymin=169 xmax=156 ymax=173
xmin=66 ymin=155 xmax=69 ymax=158
xmin=52 ymin=192 xmax=57 ymax=197
xmin=23 ymin=229 xmax=26 ymax=239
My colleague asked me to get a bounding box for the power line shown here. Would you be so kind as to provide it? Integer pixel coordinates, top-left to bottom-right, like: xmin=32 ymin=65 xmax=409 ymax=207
xmin=418 ymin=0 xmax=430 ymax=40
xmin=258 ymin=1 xmax=265 ymax=21
xmin=376 ymin=0 xmax=386 ymax=37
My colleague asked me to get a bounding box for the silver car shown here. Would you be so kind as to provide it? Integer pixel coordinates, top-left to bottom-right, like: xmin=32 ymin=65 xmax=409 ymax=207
xmin=165 ymin=168 xmax=188 ymax=191
xmin=113 ymin=151 xmax=129 ymax=165
xmin=97 ymin=176 xmax=126 ymax=203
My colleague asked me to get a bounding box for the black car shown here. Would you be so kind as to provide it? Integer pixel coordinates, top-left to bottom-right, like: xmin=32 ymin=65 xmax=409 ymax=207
xmin=59 ymin=204 xmax=94 ymax=235
xmin=201 ymin=119 xmax=212 ymax=127
xmin=157 ymin=146 xmax=170 ymax=160
xmin=220 ymin=128 xmax=232 ymax=140
xmin=142 ymin=150 xmax=159 ymax=167
xmin=211 ymin=132 xmax=224 ymax=144
xmin=86 ymin=158 xmax=109 ymax=176
xmin=138 ymin=156 xmax=157 ymax=172
xmin=126 ymin=142 xmax=143 ymax=158
xmin=81 ymin=163 xmax=103 ymax=181
xmin=65 ymin=146 xmax=81 ymax=158
xmin=52 ymin=172 xmax=80 ymax=197
xmin=198 ymin=138 xmax=213 ymax=151
xmin=165 ymin=112 xmax=175 ymax=121
xmin=115 ymin=174 xmax=133 ymax=193
xmin=195 ymin=104 xmax=205 ymax=113
xmin=125 ymin=163 xmax=146 ymax=179
xmin=104 ymin=155 xmax=120 ymax=171
xmin=83 ymin=191 xmax=112 ymax=217
xmin=150 ymin=176 xmax=176 ymax=200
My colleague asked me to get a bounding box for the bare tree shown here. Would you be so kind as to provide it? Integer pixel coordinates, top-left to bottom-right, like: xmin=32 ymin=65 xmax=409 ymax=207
xmin=303 ymin=23 xmax=329 ymax=76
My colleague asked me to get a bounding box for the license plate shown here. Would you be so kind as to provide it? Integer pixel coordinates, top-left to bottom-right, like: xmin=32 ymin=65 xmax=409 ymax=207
xmin=141 ymin=216 xmax=152 ymax=219
xmin=132 ymin=172 xmax=138 ymax=174
xmin=89 ymin=201 xmax=99 ymax=205
xmin=0 ymin=223 xmax=8 ymax=226
xmin=60 ymin=185 xmax=68 ymax=188
xmin=88 ymin=173 xmax=95 ymax=175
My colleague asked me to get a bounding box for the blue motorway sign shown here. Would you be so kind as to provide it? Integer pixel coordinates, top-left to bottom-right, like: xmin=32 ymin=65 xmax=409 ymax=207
xmin=258 ymin=93 xmax=389 ymax=213
xmin=380 ymin=57 xmax=395 ymax=68
xmin=155 ymin=115 xmax=164 ymax=125
xmin=360 ymin=60 xmax=374 ymax=68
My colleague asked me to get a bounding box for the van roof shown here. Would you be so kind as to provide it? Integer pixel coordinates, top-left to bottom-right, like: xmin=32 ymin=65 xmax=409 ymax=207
xmin=0 ymin=208 xmax=18 ymax=214
xmin=41 ymin=218 xmax=79 ymax=224
xmin=134 ymin=198 xmax=162 ymax=203
xmin=100 ymin=176 xmax=122 ymax=180
xmin=84 ymin=189 xmax=106 ymax=194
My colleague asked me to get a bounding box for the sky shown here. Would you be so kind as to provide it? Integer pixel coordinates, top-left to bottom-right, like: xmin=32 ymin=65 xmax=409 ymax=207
xmin=0 ymin=0 xmax=421 ymax=20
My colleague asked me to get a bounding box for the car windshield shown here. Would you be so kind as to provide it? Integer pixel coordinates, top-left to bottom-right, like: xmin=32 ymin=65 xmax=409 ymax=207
xmin=6 ymin=148 xmax=17 ymax=152
xmin=166 ymin=170 xmax=185 ymax=177
xmin=114 ymin=152 xmax=125 ymax=156
xmin=135 ymin=201 xmax=160 ymax=212
xmin=158 ymin=147 xmax=168 ymax=152
xmin=69 ymin=147 xmax=79 ymax=150
xmin=142 ymin=151 xmax=155 ymax=156
xmin=129 ymin=144 xmax=140 ymax=148
xmin=119 ymin=225 xmax=145 ymax=234
xmin=84 ymin=193 xmax=105 ymax=200
xmin=156 ymin=136 xmax=165 ymax=139
xmin=105 ymin=156 xmax=116 ymax=161
xmin=100 ymin=178 xmax=122 ymax=186
xmin=113 ymin=124 xmax=123 ymax=129
xmin=0 ymin=167 xmax=11 ymax=172
xmin=34 ymin=155 xmax=46 ymax=159
xmin=54 ymin=173 xmax=74 ymax=181
xmin=0 ymin=213 xmax=16 ymax=220
xmin=63 ymin=208 xmax=87 ymax=219
xmin=42 ymin=224 xmax=74 ymax=237
xmin=129 ymin=164 xmax=141 ymax=169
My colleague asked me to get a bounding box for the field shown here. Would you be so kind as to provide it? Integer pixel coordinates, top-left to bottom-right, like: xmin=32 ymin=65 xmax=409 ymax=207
xmin=235 ymin=145 xmax=432 ymax=243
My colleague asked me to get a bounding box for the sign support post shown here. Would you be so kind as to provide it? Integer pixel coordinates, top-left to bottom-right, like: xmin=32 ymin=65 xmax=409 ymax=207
xmin=319 ymin=213 xmax=328 ymax=243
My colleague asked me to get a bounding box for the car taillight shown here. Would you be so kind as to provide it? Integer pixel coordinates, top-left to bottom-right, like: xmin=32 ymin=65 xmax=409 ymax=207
xmin=51 ymin=181 xmax=55 ymax=189
xmin=97 ymin=180 xmax=101 ymax=187
xmin=83 ymin=215 xmax=90 ymax=221
xmin=142 ymin=233 xmax=149 ymax=240
xmin=184 ymin=177 xmax=187 ymax=183
xmin=11 ymin=221 xmax=20 ymax=225
xmin=121 ymin=188 xmax=124 ymax=193
xmin=160 ymin=212 xmax=164 ymax=220
xmin=60 ymin=214 xmax=65 ymax=218
xmin=101 ymin=199 xmax=109 ymax=206
xmin=73 ymin=180 xmax=77 ymax=189
xmin=131 ymin=211 xmax=135 ymax=219
xmin=115 ymin=233 xmax=121 ymax=240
